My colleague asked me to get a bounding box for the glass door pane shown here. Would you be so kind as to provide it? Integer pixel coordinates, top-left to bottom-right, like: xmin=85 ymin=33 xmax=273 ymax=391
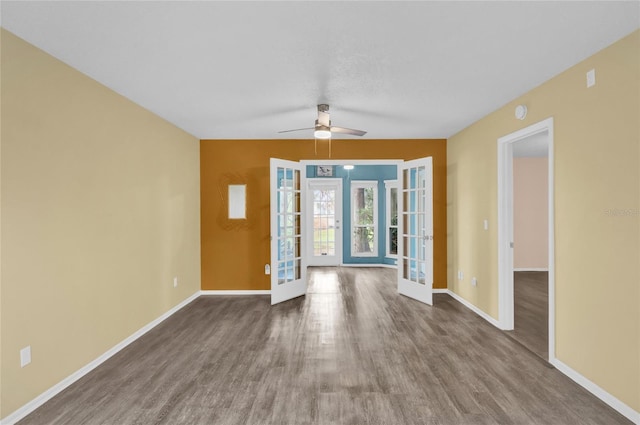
xmin=276 ymin=166 xmax=301 ymax=284
xmin=397 ymin=157 xmax=433 ymax=305
xmin=270 ymin=158 xmax=306 ymax=305
xmin=312 ymin=188 xmax=336 ymax=256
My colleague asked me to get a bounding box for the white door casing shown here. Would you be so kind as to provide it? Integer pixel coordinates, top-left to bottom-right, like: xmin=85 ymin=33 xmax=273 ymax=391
xmin=497 ymin=117 xmax=555 ymax=362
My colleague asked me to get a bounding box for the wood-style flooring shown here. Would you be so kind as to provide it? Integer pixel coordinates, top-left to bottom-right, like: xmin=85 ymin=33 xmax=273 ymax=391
xmin=18 ymin=267 xmax=631 ymax=425
xmin=507 ymin=271 xmax=549 ymax=360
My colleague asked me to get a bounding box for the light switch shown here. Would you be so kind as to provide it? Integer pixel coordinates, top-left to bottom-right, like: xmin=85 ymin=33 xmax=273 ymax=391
xmin=20 ymin=346 xmax=31 ymax=367
xmin=483 ymin=219 xmax=488 ymax=230
xmin=587 ymin=69 xmax=596 ymax=88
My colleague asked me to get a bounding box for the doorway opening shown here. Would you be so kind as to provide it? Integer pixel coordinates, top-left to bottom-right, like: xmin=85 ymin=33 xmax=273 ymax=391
xmin=271 ymin=158 xmax=434 ymax=306
xmin=497 ymin=117 xmax=555 ymax=362
xmin=302 ymin=160 xmax=400 ymax=269
xmin=307 ymin=178 xmax=343 ymax=266
xmin=511 ymin=134 xmax=549 ymax=359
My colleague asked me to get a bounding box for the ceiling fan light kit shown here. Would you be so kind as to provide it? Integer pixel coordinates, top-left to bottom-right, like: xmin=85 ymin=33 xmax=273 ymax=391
xmin=314 ymin=126 xmax=332 ymax=139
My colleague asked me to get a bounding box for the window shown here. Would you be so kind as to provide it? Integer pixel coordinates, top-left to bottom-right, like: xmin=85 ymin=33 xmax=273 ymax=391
xmin=385 ymin=180 xmax=398 ymax=257
xmin=351 ymin=181 xmax=377 ymax=256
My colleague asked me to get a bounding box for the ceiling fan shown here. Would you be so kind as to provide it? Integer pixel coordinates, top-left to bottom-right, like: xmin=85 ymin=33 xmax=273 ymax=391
xmin=278 ymin=104 xmax=366 ymax=156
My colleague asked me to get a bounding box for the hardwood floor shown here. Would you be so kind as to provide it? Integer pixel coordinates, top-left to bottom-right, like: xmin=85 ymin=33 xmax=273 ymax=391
xmin=18 ymin=267 xmax=630 ymax=425
xmin=507 ymin=271 xmax=549 ymax=360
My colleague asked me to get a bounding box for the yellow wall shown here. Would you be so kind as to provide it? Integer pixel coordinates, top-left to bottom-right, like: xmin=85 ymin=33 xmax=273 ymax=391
xmin=200 ymin=139 xmax=447 ymax=291
xmin=448 ymin=30 xmax=639 ymax=411
xmin=0 ymin=30 xmax=201 ymax=417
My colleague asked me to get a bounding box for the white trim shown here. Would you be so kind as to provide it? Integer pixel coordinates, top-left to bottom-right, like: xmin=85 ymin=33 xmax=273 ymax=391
xmin=384 ymin=180 xmax=399 ymax=258
xmin=308 ymin=178 xmax=343 ymax=188
xmin=547 ymin=121 xmax=556 ymax=363
xmin=200 ymin=290 xmax=271 ymax=295
xmin=0 ymin=291 xmax=200 ymax=425
xmin=497 ymin=136 xmax=515 ymax=330
xmin=301 ymin=159 xmax=403 ymax=166
xmin=444 ymin=289 xmax=639 ymax=424
xmin=552 ymin=359 xmax=640 ymax=424
xmin=445 ymin=290 xmax=502 ymax=329
xmin=513 ymin=268 xmax=549 ymax=272
xmin=350 ymin=180 xmax=378 ymax=258
xmin=339 ymin=263 xmax=397 ymax=269
xmin=497 ymin=117 xmax=555 ymax=362
xmin=5 ymin=287 xmax=636 ymax=425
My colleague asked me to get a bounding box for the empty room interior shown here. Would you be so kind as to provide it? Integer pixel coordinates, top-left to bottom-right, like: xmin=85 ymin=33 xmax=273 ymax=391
xmin=1 ymin=2 xmax=639 ymax=425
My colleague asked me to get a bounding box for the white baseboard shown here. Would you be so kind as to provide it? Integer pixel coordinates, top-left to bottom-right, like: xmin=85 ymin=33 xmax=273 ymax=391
xmin=5 ymin=287 xmax=637 ymax=425
xmin=513 ymin=268 xmax=549 ymax=272
xmin=0 ymin=291 xmax=200 ymax=425
xmin=444 ymin=289 xmax=503 ymax=329
xmin=200 ymin=290 xmax=270 ymax=295
xmin=443 ymin=289 xmax=638 ymax=424
xmin=551 ymin=359 xmax=639 ymax=424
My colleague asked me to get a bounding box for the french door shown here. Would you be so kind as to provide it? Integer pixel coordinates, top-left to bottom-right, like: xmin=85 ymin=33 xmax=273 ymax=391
xmin=269 ymin=157 xmax=434 ymax=306
xmin=397 ymin=157 xmax=433 ymax=305
xmin=307 ymin=179 xmax=343 ymax=266
xmin=270 ymin=158 xmax=306 ymax=305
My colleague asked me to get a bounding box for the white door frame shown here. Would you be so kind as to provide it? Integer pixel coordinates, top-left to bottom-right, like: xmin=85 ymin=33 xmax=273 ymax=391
xmin=306 ymin=178 xmax=343 ymax=266
xmin=497 ymin=117 xmax=555 ymax=361
xmin=300 ymin=159 xmax=403 ymax=269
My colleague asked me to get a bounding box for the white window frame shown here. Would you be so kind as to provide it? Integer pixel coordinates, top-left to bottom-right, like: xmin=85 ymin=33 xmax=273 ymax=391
xmin=384 ymin=180 xmax=398 ymax=258
xmin=350 ymin=180 xmax=378 ymax=257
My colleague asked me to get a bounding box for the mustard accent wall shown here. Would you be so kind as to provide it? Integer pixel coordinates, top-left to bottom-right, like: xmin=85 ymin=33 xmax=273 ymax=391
xmin=1 ymin=30 xmax=201 ymax=418
xmin=448 ymin=30 xmax=639 ymax=411
xmin=200 ymin=139 xmax=446 ymax=291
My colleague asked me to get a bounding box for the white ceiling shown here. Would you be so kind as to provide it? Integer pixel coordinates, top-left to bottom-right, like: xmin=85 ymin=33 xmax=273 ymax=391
xmin=2 ymin=1 xmax=638 ymax=140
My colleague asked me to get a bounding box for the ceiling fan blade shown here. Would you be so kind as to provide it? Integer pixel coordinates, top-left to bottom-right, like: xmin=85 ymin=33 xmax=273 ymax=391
xmin=277 ymin=127 xmax=314 ymax=134
xmin=330 ymin=126 xmax=367 ymax=136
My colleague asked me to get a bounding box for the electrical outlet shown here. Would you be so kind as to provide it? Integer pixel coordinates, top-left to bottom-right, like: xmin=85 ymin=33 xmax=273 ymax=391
xmin=483 ymin=219 xmax=488 ymax=230
xmin=471 ymin=277 xmax=478 ymax=287
xmin=20 ymin=346 xmax=31 ymax=367
xmin=457 ymin=270 xmax=464 ymax=280
xmin=173 ymin=277 xmax=178 ymax=288
xmin=264 ymin=264 xmax=271 ymax=275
